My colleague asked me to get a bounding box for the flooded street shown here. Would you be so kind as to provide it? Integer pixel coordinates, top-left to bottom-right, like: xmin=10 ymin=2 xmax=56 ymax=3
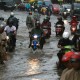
xmin=0 ymin=10 xmax=71 ymax=80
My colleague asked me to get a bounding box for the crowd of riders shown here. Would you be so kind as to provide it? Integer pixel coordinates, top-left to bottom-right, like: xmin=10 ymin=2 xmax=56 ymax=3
xmin=25 ymin=2 xmax=52 ymax=16
xmin=0 ymin=12 xmax=18 ymax=64
xmin=0 ymin=3 xmax=80 ymax=80
xmin=56 ymin=15 xmax=80 ymax=80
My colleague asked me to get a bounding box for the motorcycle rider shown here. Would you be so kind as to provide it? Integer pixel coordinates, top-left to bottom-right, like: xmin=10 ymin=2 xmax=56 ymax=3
xmin=71 ymin=31 xmax=80 ymax=51
xmin=29 ymin=21 xmax=45 ymax=49
xmin=60 ymin=52 xmax=80 ymax=80
xmin=70 ymin=16 xmax=78 ymax=26
xmin=33 ymin=9 xmax=40 ymax=26
xmin=7 ymin=12 xmax=19 ymax=31
xmin=56 ymin=16 xmax=65 ymax=31
xmin=60 ymin=51 xmax=74 ymax=80
xmin=46 ymin=7 xmax=52 ymax=16
xmin=26 ymin=11 xmax=34 ymax=29
xmin=57 ymin=31 xmax=73 ymax=69
xmin=4 ymin=20 xmax=16 ymax=50
xmin=41 ymin=17 xmax=51 ymax=37
xmin=41 ymin=6 xmax=47 ymax=15
xmin=0 ymin=25 xmax=7 ymax=64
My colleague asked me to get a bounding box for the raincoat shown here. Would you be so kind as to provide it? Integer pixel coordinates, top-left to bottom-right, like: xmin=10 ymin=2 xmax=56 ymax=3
xmin=60 ymin=68 xmax=70 ymax=80
xmin=26 ymin=15 xmax=34 ymax=27
xmin=60 ymin=68 xmax=80 ymax=80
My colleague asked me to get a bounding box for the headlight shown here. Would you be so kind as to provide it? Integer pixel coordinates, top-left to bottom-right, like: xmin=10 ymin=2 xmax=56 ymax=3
xmin=72 ymin=27 xmax=76 ymax=31
xmin=67 ymin=9 xmax=70 ymax=12
xmin=64 ymin=12 xmax=67 ymax=14
xmin=6 ymin=36 xmax=9 ymax=40
xmin=34 ymin=35 xmax=38 ymax=38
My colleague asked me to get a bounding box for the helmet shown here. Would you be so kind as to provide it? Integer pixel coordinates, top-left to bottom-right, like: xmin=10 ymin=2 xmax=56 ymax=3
xmin=36 ymin=21 xmax=40 ymax=28
xmin=44 ymin=16 xmax=47 ymax=21
xmin=62 ymin=32 xmax=70 ymax=39
xmin=0 ymin=24 xmax=4 ymax=28
xmin=35 ymin=9 xmax=38 ymax=12
xmin=62 ymin=51 xmax=74 ymax=62
xmin=46 ymin=16 xmax=50 ymax=21
xmin=0 ymin=17 xmax=4 ymax=21
xmin=10 ymin=12 xmax=14 ymax=16
xmin=9 ymin=20 xmax=14 ymax=27
xmin=70 ymin=52 xmax=80 ymax=62
xmin=72 ymin=15 xmax=77 ymax=20
xmin=57 ymin=16 xmax=62 ymax=21
xmin=29 ymin=12 xmax=32 ymax=15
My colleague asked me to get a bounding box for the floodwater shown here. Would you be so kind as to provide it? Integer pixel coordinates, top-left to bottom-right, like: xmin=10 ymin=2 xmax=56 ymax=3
xmin=0 ymin=10 xmax=72 ymax=80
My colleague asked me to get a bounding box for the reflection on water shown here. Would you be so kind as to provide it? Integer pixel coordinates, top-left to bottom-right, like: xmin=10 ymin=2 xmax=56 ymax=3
xmin=64 ymin=20 xmax=68 ymax=25
xmin=25 ymin=58 xmax=40 ymax=75
xmin=32 ymin=78 xmax=40 ymax=80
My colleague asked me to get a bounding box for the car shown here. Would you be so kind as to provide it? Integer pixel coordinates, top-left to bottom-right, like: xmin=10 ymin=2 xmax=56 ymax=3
xmin=52 ymin=4 xmax=60 ymax=14
xmin=3 ymin=1 xmax=16 ymax=11
xmin=72 ymin=3 xmax=80 ymax=21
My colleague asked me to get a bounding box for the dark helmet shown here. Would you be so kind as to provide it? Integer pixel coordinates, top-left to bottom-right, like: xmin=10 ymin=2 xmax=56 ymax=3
xmin=43 ymin=17 xmax=47 ymax=22
xmin=57 ymin=16 xmax=62 ymax=21
xmin=9 ymin=20 xmax=14 ymax=27
xmin=46 ymin=16 xmax=50 ymax=21
xmin=0 ymin=17 xmax=4 ymax=21
xmin=36 ymin=21 xmax=40 ymax=28
xmin=29 ymin=12 xmax=32 ymax=15
xmin=72 ymin=15 xmax=77 ymax=20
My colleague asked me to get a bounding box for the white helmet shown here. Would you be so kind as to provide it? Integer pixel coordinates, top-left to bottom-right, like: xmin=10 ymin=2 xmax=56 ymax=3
xmin=10 ymin=12 xmax=14 ymax=16
xmin=0 ymin=24 xmax=4 ymax=28
xmin=62 ymin=32 xmax=70 ymax=39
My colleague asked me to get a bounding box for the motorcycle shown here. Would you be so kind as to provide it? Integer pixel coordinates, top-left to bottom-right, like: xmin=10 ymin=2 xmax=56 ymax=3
xmin=31 ymin=34 xmax=41 ymax=51
xmin=63 ymin=11 xmax=67 ymax=19
xmin=42 ymin=26 xmax=51 ymax=39
xmin=70 ymin=22 xmax=77 ymax=34
xmin=6 ymin=31 xmax=16 ymax=52
xmin=55 ymin=24 xmax=64 ymax=37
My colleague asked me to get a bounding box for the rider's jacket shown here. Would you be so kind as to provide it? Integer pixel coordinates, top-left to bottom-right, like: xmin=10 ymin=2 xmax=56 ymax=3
xmin=4 ymin=25 xmax=16 ymax=34
xmin=7 ymin=16 xmax=18 ymax=27
xmin=31 ymin=28 xmax=43 ymax=36
xmin=60 ymin=68 xmax=80 ymax=80
xmin=41 ymin=21 xmax=51 ymax=28
xmin=58 ymin=38 xmax=72 ymax=47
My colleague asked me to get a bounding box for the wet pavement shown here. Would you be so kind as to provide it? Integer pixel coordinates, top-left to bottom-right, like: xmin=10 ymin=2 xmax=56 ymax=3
xmin=0 ymin=10 xmax=73 ymax=80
